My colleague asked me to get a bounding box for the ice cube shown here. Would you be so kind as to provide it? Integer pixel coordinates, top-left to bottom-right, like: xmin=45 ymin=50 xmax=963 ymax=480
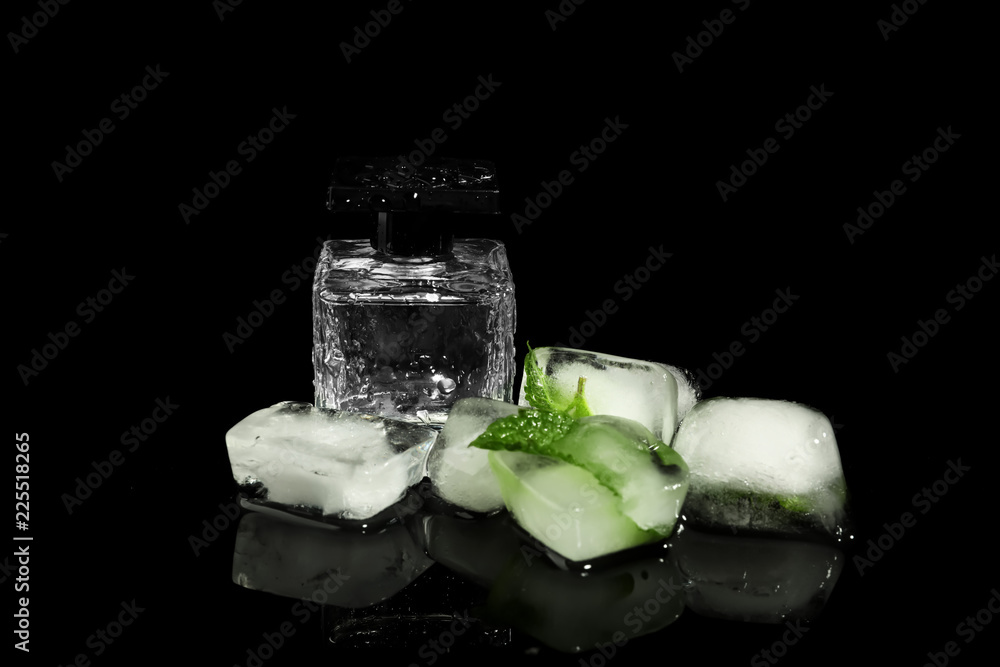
xmin=519 ymin=347 xmax=679 ymax=441
xmin=671 ymin=397 xmax=849 ymax=538
xmin=226 ymin=401 xmax=436 ymax=521
xmin=663 ymin=363 xmax=701 ymax=421
xmin=426 ymin=397 xmax=520 ymax=513
xmin=488 ymin=450 xmax=657 ymax=563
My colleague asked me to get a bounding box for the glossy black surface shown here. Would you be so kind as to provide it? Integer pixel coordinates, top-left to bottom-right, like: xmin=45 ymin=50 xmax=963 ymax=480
xmin=8 ymin=2 xmax=993 ymax=666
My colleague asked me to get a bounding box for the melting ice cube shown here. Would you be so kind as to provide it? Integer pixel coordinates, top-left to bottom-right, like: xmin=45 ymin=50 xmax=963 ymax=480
xmin=225 ymin=401 xmax=436 ymax=521
xmin=671 ymin=397 xmax=849 ymax=538
xmin=426 ymin=397 xmax=520 ymax=513
xmin=519 ymin=347 xmax=681 ymax=441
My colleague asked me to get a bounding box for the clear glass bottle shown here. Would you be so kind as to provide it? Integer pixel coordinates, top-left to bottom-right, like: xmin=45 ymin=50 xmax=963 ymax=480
xmin=313 ymin=157 xmax=516 ymax=426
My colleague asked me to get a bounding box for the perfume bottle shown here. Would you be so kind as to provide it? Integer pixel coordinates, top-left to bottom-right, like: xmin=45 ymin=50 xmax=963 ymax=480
xmin=313 ymin=157 xmax=516 ymax=426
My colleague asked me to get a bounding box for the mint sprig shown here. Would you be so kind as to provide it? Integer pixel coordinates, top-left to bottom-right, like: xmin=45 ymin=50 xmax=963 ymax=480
xmin=522 ymin=344 xmax=593 ymax=417
xmin=469 ymin=409 xmax=577 ymax=456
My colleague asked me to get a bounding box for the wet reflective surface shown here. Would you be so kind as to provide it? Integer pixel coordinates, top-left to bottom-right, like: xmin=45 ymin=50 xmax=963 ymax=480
xmin=230 ymin=481 xmax=847 ymax=657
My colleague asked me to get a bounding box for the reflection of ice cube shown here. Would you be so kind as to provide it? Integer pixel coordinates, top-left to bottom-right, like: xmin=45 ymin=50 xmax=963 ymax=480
xmin=518 ymin=347 xmax=679 ymax=441
xmin=670 ymin=526 xmax=844 ymax=623
xmin=671 ymin=397 xmax=848 ymax=538
xmin=225 ymin=401 xmax=436 ymax=520
xmin=423 ymin=512 xmax=524 ymax=588
xmin=232 ymin=507 xmax=433 ymax=607
xmin=486 ymin=541 xmax=684 ymax=653
xmin=426 ymin=398 xmax=520 ymax=513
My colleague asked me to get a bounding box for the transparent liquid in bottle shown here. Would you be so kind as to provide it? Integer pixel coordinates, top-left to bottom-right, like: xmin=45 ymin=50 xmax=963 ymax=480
xmin=313 ymin=238 xmax=516 ymax=426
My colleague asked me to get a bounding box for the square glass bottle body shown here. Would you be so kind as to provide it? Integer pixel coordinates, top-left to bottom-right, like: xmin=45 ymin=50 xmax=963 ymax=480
xmin=313 ymin=238 xmax=516 ymax=426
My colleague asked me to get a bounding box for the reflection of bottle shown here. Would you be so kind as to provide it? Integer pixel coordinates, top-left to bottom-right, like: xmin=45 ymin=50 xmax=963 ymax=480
xmin=314 ymin=157 xmax=516 ymax=426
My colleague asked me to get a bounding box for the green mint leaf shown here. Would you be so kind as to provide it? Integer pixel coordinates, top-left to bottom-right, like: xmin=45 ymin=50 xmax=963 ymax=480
xmin=521 ymin=343 xmax=556 ymax=411
xmin=469 ymin=409 xmax=577 ymax=455
xmin=522 ymin=345 xmax=593 ymax=417
xmin=565 ymin=376 xmax=593 ymax=418
xmin=777 ymin=495 xmax=811 ymax=513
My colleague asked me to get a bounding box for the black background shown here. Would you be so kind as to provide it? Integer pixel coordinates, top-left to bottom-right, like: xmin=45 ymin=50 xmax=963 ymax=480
xmin=6 ymin=1 xmax=996 ymax=665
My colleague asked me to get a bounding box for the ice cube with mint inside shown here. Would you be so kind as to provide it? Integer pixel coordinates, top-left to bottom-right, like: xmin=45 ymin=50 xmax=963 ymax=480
xmin=519 ymin=346 xmax=688 ymax=442
xmin=426 ymin=397 xmax=521 ymax=514
xmin=225 ymin=401 xmax=437 ymax=521
xmin=470 ymin=408 xmax=689 ymax=563
xmin=671 ymin=397 xmax=849 ymax=539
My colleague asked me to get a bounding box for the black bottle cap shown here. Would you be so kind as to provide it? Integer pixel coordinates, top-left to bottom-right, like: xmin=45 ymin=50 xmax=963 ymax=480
xmin=327 ymin=157 xmax=499 ymax=256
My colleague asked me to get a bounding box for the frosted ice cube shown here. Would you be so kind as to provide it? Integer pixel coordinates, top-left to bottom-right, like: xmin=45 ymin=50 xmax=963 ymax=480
xmin=226 ymin=401 xmax=437 ymax=521
xmin=426 ymin=397 xmax=520 ymax=513
xmin=671 ymin=397 xmax=848 ymax=538
xmin=519 ymin=347 xmax=679 ymax=441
